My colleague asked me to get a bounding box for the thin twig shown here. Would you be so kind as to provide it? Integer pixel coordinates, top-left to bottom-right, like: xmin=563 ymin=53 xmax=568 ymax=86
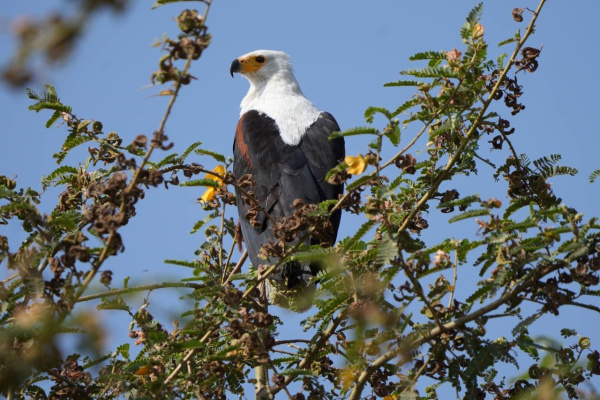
xmin=76 ymin=282 xmax=203 ymax=303
xmin=447 ymin=250 xmax=458 ymax=308
xmin=223 ymin=249 xmax=247 ymax=286
xmin=221 ymin=232 xmax=238 ymax=284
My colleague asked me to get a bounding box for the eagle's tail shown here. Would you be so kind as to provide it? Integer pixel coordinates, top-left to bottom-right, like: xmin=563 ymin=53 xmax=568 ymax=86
xmin=264 ymin=261 xmax=317 ymax=312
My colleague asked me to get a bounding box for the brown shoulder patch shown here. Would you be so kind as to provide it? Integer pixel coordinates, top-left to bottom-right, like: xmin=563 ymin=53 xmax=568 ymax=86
xmin=235 ymin=113 xmax=251 ymax=164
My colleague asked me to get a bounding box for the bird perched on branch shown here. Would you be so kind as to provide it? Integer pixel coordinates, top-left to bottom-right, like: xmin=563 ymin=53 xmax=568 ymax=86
xmin=230 ymin=50 xmax=345 ymax=311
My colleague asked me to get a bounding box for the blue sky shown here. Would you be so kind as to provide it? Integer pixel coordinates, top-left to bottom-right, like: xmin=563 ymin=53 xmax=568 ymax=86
xmin=1 ymin=0 xmax=599 ymax=396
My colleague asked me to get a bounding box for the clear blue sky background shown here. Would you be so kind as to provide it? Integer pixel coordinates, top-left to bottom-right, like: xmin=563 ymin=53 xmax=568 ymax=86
xmin=1 ymin=0 xmax=599 ymax=397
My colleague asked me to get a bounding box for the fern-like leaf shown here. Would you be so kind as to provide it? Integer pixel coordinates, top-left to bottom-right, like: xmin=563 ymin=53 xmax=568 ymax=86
xmin=329 ymin=126 xmax=379 ymax=139
xmin=164 ymin=259 xmax=202 ymax=269
xmin=42 ymin=165 xmax=78 ymax=190
xmin=195 ymin=148 xmax=226 ymax=163
xmin=303 ymin=295 xmax=349 ymax=331
xmin=155 ymin=153 xmax=179 ymax=168
xmin=448 ymin=209 xmax=490 ymax=224
xmin=400 ymin=67 xmax=459 ymax=79
xmin=152 ymin=0 xmax=197 ymax=8
xmin=179 ymin=141 xmax=202 ymax=163
xmin=590 ymin=169 xmax=600 ymax=183
xmin=466 ymin=283 xmax=494 ymax=304
xmin=384 ymin=80 xmax=424 ymax=88
xmin=409 ymin=51 xmax=447 ymax=61
xmin=376 ymin=235 xmax=398 ymax=266
xmin=512 ymin=312 xmax=542 ymax=336
xmin=391 ymin=98 xmax=420 ymax=118
xmin=364 ymin=106 xmax=392 ymax=123
xmin=342 ymin=219 xmax=376 ymax=251
xmin=465 ymin=2 xmax=484 ymax=25
xmin=179 ymin=178 xmax=220 ymax=187
xmin=438 ymin=194 xmax=481 ymax=210
xmin=53 ymin=135 xmax=94 ymax=164
xmin=345 ymin=174 xmax=374 ymax=191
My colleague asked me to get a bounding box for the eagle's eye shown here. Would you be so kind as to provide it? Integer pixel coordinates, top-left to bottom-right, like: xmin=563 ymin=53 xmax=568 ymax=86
xmin=255 ymin=56 xmax=265 ymax=63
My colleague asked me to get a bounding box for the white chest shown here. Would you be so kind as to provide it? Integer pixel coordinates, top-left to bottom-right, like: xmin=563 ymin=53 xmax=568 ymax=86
xmin=240 ymin=79 xmax=321 ymax=145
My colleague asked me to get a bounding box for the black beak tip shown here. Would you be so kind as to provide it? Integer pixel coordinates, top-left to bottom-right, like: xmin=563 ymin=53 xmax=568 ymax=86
xmin=230 ymin=59 xmax=241 ymax=78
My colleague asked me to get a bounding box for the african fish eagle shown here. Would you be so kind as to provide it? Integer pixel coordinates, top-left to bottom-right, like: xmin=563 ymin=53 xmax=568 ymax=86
xmin=230 ymin=50 xmax=345 ymax=311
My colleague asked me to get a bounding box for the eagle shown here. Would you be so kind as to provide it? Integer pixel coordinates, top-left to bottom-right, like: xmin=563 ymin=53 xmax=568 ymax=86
xmin=230 ymin=50 xmax=345 ymax=311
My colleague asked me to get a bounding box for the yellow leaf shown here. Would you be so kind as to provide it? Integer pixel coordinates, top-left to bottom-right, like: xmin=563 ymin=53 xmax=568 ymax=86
xmin=206 ymin=165 xmax=225 ymax=184
xmin=201 ymin=187 xmax=215 ymax=202
xmin=345 ymin=155 xmax=367 ymax=175
xmin=135 ymin=365 xmax=151 ymax=375
xmin=473 ymin=23 xmax=485 ymax=39
xmin=338 ymin=368 xmax=356 ymax=390
xmin=200 ymin=165 xmax=225 ymax=202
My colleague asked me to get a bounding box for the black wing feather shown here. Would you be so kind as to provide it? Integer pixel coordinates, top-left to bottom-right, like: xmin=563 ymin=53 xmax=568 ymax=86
xmin=233 ymin=110 xmax=344 ymax=278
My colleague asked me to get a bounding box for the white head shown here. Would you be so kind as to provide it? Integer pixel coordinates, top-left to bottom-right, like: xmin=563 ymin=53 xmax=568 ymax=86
xmin=230 ymin=50 xmax=322 ymax=145
xmin=230 ymin=49 xmax=295 ymax=86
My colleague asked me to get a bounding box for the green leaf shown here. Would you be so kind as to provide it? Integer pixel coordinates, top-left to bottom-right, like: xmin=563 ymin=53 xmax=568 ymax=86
xmin=53 ymin=135 xmax=94 ymax=164
xmin=117 ymin=343 xmax=131 ymax=360
xmin=303 ymin=295 xmax=349 ymax=331
xmin=465 ymin=2 xmax=484 ymax=25
xmin=45 ymin=83 xmax=57 ymax=97
xmin=195 ymin=148 xmax=226 ymax=163
xmin=385 ymin=124 xmax=401 ymax=146
xmin=179 ymin=141 xmax=202 ymax=163
xmin=428 ymin=117 xmax=458 ymax=139
xmin=516 ymin=335 xmax=540 ymax=361
xmin=329 ymin=126 xmax=380 ymax=139
xmin=178 ymin=339 xmax=207 ymax=349
xmin=49 ymin=210 xmax=82 ymax=231
xmin=155 ymin=153 xmax=179 ymax=168
xmin=466 ymin=283 xmax=493 ymax=304
xmin=179 ymin=178 xmax=220 ymax=187
xmin=279 ymin=369 xmax=313 ymax=376
xmin=152 ymin=0 xmax=197 ymax=8
xmin=26 ymin=87 xmax=40 ymax=100
xmin=438 ymin=194 xmax=481 ymax=210
xmin=292 ymin=246 xmax=335 ymax=262
xmin=400 ymin=66 xmax=459 ymax=79
xmin=498 ymin=30 xmax=521 ymax=47
xmin=502 ymin=219 xmax=539 ymax=233
xmin=512 ymin=312 xmax=542 ymax=336
xmin=364 ymin=106 xmax=392 ymax=123
xmin=503 ymin=198 xmax=530 ymax=219
xmin=45 ymin=110 xmax=62 ymax=128
xmin=384 ymin=80 xmax=424 ymax=88
xmin=97 ymin=297 xmax=130 ymax=312
xmin=342 ymin=219 xmax=376 ymax=251
xmin=448 ymin=209 xmax=490 ymax=223
xmin=376 ymin=235 xmax=398 ymax=265
xmin=460 ymin=3 xmax=484 ymax=42
xmin=589 ymin=169 xmax=600 ymax=183
xmin=409 ymin=51 xmax=447 ymax=61
xmin=190 ymin=211 xmax=218 ymax=234
xmin=82 ymin=355 xmax=111 ymax=370
xmin=346 ymin=174 xmax=374 ymax=192
xmin=164 ymin=259 xmax=202 ymax=269
xmin=390 ymin=98 xmax=420 ymax=118
xmin=42 ymin=165 xmax=78 ymax=190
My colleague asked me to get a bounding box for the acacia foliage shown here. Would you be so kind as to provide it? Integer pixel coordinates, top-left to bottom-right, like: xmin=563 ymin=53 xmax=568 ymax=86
xmin=1 ymin=1 xmax=600 ymax=399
